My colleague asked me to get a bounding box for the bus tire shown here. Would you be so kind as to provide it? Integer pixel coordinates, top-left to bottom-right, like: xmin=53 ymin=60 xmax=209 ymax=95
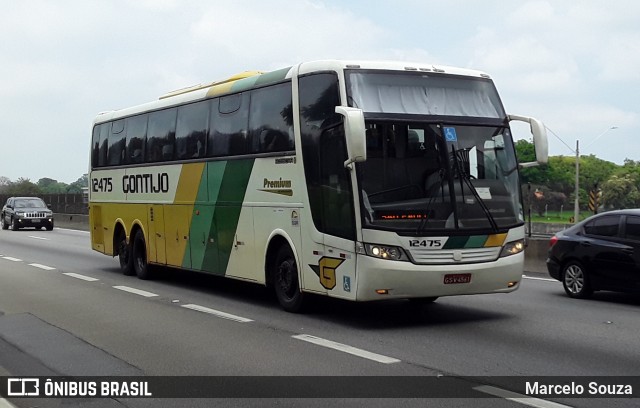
xmin=117 ymin=231 xmax=134 ymax=276
xmin=132 ymin=229 xmax=152 ymax=280
xmin=273 ymin=245 xmax=305 ymax=313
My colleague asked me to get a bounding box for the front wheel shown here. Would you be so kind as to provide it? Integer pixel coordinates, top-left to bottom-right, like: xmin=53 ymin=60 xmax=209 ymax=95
xmin=132 ymin=229 xmax=152 ymax=280
xmin=10 ymin=218 xmax=19 ymax=231
xmin=562 ymin=261 xmax=592 ymax=299
xmin=273 ymin=245 xmax=305 ymax=313
xmin=0 ymin=215 xmax=7 ymax=230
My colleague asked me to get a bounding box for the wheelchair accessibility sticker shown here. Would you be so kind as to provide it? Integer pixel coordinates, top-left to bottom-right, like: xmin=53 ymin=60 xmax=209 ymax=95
xmin=444 ymin=127 xmax=457 ymax=142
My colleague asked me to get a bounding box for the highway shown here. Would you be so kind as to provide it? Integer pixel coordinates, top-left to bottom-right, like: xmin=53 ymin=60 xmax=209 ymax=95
xmin=1 ymin=227 xmax=639 ymax=408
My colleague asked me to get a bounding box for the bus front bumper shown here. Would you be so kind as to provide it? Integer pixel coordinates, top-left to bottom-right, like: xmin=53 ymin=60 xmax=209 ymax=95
xmin=354 ymin=252 xmax=524 ymax=301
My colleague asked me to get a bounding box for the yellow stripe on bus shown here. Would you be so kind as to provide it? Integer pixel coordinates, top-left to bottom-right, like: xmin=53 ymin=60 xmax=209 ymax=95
xmin=484 ymin=233 xmax=508 ymax=247
xmin=174 ymin=163 xmax=205 ymax=204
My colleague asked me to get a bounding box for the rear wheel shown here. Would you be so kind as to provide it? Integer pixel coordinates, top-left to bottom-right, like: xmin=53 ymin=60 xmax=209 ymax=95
xmin=132 ymin=229 xmax=152 ymax=280
xmin=1 ymin=214 xmax=7 ymax=230
xmin=562 ymin=261 xmax=592 ymax=299
xmin=117 ymin=231 xmax=134 ymax=275
xmin=273 ymin=245 xmax=305 ymax=313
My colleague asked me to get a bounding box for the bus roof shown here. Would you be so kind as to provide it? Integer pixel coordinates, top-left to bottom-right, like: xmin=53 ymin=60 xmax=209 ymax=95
xmin=93 ymin=60 xmax=491 ymax=125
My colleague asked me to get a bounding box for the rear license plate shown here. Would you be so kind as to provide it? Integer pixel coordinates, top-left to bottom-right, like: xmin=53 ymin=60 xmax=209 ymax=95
xmin=444 ymin=273 xmax=471 ymax=284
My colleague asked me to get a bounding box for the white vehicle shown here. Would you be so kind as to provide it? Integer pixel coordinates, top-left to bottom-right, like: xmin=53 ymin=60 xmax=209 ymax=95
xmin=89 ymin=60 xmax=547 ymax=312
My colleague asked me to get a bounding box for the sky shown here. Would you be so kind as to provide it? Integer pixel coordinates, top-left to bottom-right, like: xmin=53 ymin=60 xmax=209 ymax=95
xmin=1 ymin=0 xmax=639 ymax=184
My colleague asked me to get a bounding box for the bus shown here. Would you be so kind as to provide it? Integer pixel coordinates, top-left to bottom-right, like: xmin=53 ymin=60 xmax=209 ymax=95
xmin=89 ymin=60 xmax=548 ymax=312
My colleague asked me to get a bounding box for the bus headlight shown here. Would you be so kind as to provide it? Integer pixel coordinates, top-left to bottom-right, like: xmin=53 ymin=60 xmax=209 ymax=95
xmin=364 ymin=243 xmax=408 ymax=261
xmin=500 ymin=239 xmax=525 ymax=258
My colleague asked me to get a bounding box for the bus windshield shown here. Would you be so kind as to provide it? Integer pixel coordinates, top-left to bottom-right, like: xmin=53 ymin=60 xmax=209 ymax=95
xmin=356 ymin=122 xmax=523 ymax=233
xmin=347 ymin=71 xmax=505 ymax=118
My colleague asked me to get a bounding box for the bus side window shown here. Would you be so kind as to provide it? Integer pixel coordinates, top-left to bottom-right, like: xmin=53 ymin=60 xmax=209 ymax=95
xmin=98 ymin=123 xmax=110 ymax=167
xmin=92 ymin=124 xmax=101 ymax=168
xmin=208 ymin=93 xmax=249 ymax=157
xmin=249 ymin=82 xmax=293 ymax=153
xmin=176 ymin=100 xmax=209 ymax=160
xmin=147 ymin=108 xmax=177 ymax=163
xmin=107 ymin=120 xmax=126 ymax=166
xmin=125 ymin=114 xmax=148 ymax=165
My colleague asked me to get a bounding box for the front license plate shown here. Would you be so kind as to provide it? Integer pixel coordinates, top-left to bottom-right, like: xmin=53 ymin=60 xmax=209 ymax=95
xmin=31 ymin=219 xmax=41 ymax=223
xmin=444 ymin=273 xmax=471 ymax=284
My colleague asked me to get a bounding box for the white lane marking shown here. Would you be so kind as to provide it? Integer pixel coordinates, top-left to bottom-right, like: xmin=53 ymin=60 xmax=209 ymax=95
xmin=474 ymin=385 xmax=573 ymax=408
xmin=63 ymin=272 xmax=99 ymax=282
xmin=29 ymin=263 xmax=56 ymax=270
xmin=28 ymin=235 xmax=49 ymax=240
xmin=181 ymin=304 xmax=253 ymax=323
xmin=292 ymin=334 xmax=400 ymax=364
xmin=0 ymin=397 xmax=17 ymax=408
xmin=56 ymin=228 xmax=90 ymax=234
xmin=523 ymin=275 xmax=557 ymax=282
xmin=1 ymin=257 xmax=22 ymax=262
xmin=113 ymin=285 xmax=158 ymax=298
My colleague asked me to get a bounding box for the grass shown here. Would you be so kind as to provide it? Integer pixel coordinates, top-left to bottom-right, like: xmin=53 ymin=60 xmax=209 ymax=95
xmin=529 ymin=210 xmax=594 ymax=224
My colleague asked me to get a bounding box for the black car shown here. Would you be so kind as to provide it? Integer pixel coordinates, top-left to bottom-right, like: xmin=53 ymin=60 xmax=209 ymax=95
xmin=1 ymin=197 xmax=54 ymax=231
xmin=547 ymin=209 xmax=640 ymax=298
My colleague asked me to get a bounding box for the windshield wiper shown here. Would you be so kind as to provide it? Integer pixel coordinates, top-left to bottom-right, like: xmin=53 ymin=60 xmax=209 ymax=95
xmin=415 ymin=168 xmax=446 ymax=235
xmin=451 ymin=146 xmax=499 ymax=232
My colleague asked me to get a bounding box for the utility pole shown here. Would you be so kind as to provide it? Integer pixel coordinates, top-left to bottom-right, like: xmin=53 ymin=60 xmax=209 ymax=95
xmin=574 ymin=139 xmax=580 ymax=223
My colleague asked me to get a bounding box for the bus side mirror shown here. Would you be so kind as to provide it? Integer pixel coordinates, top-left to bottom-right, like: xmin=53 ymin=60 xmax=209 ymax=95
xmin=508 ymin=114 xmax=549 ymax=167
xmin=335 ymin=106 xmax=367 ymax=168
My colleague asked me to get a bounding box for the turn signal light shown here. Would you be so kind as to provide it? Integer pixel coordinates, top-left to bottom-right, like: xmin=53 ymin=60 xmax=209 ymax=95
xmin=375 ymin=289 xmax=389 ymax=295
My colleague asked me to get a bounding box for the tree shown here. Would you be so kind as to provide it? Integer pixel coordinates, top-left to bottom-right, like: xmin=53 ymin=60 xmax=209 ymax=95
xmin=515 ymin=139 xmax=547 ymax=184
xmin=5 ymin=178 xmax=41 ymax=195
xmin=37 ymin=178 xmax=69 ymax=194
xmin=0 ymin=176 xmax=12 ymax=193
xmin=67 ymin=174 xmax=88 ymax=193
xmin=601 ymin=175 xmax=640 ymax=210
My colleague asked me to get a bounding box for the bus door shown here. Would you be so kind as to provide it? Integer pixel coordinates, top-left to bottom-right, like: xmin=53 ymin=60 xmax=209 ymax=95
xmin=189 ymin=204 xmax=219 ymax=274
xmin=309 ymin=123 xmax=358 ymax=300
xmin=164 ymin=205 xmax=192 ymax=269
xmin=148 ymin=204 xmax=166 ymax=264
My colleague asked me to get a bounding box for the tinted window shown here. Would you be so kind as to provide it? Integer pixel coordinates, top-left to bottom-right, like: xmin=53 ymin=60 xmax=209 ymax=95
xmin=147 ymin=108 xmax=177 ymax=162
xmin=14 ymin=198 xmax=46 ymax=208
xmin=249 ymin=82 xmax=294 ymax=153
xmin=97 ymin=122 xmax=111 ymax=167
xmin=125 ymin=114 xmax=148 ymax=165
xmin=176 ymin=101 xmax=209 ymax=160
xmin=91 ymin=125 xmax=101 ymax=168
xmin=298 ymin=73 xmax=354 ymax=239
xmin=208 ymin=93 xmax=249 ymax=157
xmin=625 ymin=215 xmax=640 ymax=241
xmin=584 ymin=215 xmax=620 ymax=237
xmin=108 ymin=120 xmax=126 ymax=165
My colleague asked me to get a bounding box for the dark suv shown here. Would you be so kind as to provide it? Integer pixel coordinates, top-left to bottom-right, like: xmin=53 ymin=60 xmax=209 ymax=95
xmin=1 ymin=197 xmax=54 ymax=231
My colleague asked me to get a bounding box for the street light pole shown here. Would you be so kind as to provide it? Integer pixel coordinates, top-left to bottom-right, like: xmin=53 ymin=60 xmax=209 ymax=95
xmin=574 ymin=139 xmax=580 ymax=223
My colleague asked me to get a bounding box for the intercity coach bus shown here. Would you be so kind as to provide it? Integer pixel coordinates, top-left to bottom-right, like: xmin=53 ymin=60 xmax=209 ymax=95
xmin=89 ymin=60 xmax=548 ymax=312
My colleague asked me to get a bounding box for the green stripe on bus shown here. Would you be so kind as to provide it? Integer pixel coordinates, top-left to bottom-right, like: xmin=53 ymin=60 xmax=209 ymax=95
xmin=194 ymin=159 xmax=255 ymax=275
xmin=465 ymin=235 xmax=488 ymax=248
xmin=254 ymin=66 xmax=291 ymax=86
xmin=442 ymin=236 xmax=469 ymax=249
xmin=442 ymin=235 xmax=490 ymax=249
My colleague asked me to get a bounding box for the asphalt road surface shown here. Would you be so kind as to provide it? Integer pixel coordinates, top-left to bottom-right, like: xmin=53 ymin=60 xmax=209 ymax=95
xmin=1 ymin=227 xmax=639 ymax=408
